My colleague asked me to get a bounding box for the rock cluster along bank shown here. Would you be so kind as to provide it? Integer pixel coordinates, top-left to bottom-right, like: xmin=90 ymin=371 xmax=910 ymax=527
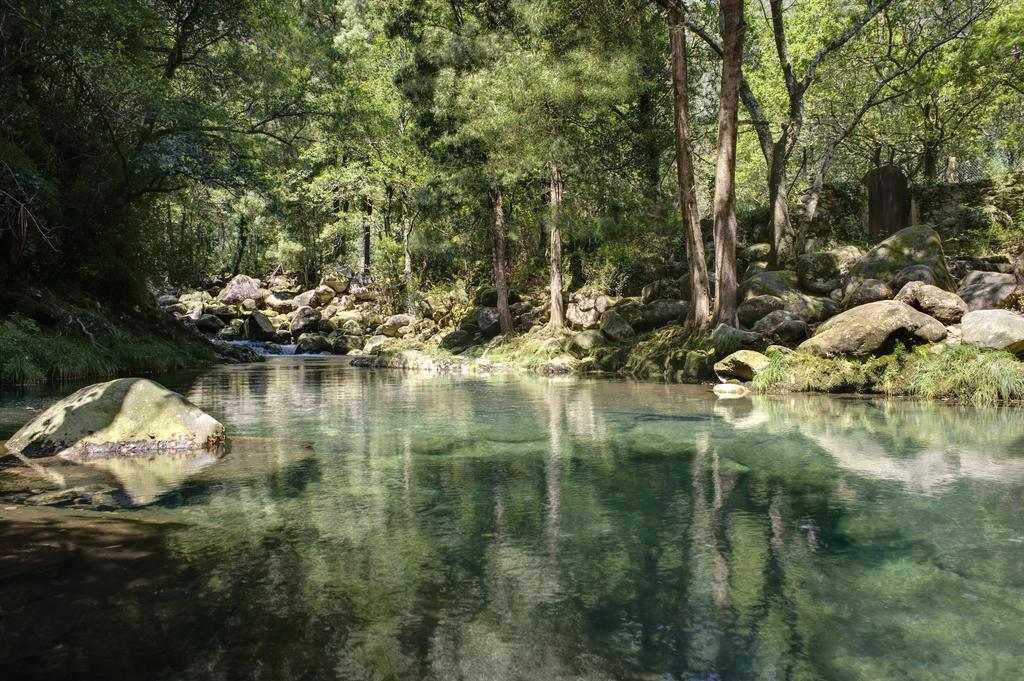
xmin=157 ymin=225 xmax=1024 ymax=390
xmin=711 ymin=226 xmax=1024 ymax=391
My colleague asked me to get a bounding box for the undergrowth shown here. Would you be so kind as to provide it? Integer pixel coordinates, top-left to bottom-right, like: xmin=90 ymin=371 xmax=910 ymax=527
xmin=0 ymin=307 xmax=215 ymax=388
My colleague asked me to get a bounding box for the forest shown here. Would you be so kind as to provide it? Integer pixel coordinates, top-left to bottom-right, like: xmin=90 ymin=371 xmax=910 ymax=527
xmin=5 ymin=3 xmax=1024 ymax=679
xmin=1 ymin=0 xmax=1024 ymax=397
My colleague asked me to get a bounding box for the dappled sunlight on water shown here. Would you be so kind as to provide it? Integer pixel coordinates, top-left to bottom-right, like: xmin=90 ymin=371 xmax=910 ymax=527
xmin=2 ymin=357 xmax=1023 ymax=680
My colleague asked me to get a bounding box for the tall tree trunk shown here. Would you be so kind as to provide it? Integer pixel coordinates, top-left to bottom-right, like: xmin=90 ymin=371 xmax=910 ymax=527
xmin=767 ymin=139 xmax=795 ymax=267
xmin=231 ymin=215 xmax=247 ymax=276
xmin=403 ymin=219 xmax=415 ymax=314
xmin=548 ymin=164 xmax=565 ymax=332
xmin=712 ymin=0 xmax=744 ymax=328
xmin=362 ymin=198 xmax=373 ymax=275
xmin=492 ymin=187 xmax=514 ymax=335
xmin=668 ymin=3 xmax=712 ymax=330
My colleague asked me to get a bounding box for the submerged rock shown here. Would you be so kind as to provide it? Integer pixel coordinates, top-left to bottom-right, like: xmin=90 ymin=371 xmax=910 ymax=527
xmin=712 ymin=383 xmax=750 ymax=398
xmin=6 ymin=378 xmax=224 ymax=459
xmin=961 ymin=310 xmax=1024 ymax=354
xmin=798 ymin=300 xmax=946 ymax=357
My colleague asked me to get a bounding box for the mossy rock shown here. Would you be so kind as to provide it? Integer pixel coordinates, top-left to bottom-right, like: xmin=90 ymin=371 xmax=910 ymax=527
xmin=6 ymin=378 xmax=224 ymax=459
xmin=714 ymin=350 xmax=771 ymax=381
xmin=844 ymin=225 xmax=956 ymax=292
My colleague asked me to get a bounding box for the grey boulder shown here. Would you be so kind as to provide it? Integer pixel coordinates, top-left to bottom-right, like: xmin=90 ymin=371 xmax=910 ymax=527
xmin=799 ymin=300 xmax=946 ymax=357
xmin=961 ymin=310 xmax=1024 ymax=354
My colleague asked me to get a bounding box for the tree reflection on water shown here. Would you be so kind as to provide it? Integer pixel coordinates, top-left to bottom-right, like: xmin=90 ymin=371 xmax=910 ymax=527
xmin=1 ymin=357 xmax=1023 ymax=680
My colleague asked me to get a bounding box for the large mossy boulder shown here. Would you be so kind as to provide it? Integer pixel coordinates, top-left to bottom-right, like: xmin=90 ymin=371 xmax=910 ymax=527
xmin=296 ymin=333 xmax=332 ymax=354
xmin=798 ymin=300 xmax=946 ymax=357
xmin=614 ymin=299 xmax=688 ymax=332
xmin=961 ymin=310 xmax=1024 ymax=354
xmin=957 ymin=270 xmax=1019 ymax=311
xmin=476 ymin=287 xmax=522 ymax=307
xmin=714 ymin=350 xmax=770 ymax=382
xmin=477 ymin=307 xmax=502 ymax=338
xmin=196 ymin=313 xmax=226 ymax=334
xmin=740 ymin=271 xmax=839 ymax=324
xmin=711 ymin=323 xmax=761 ymax=356
xmin=753 ymin=310 xmax=809 ymax=342
xmin=379 ymin=313 xmax=415 ymax=338
xmin=567 ymin=330 xmax=608 ymax=357
xmin=6 ymin=378 xmax=224 ymax=459
xmin=320 ymin=267 xmax=351 ymax=294
xmin=796 ymin=246 xmax=864 ymax=294
xmin=842 ymin=278 xmax=893 ymax=309
xmin=217 ymin=274 xmax=264 ymax=304
xmin=600 ymin=309 xmax=636 ymax=343
xmin=843 ymin=225 xmax=955 ymax=293
xmin=440 ymin=329 xmax=474 ymax=352
xmin=737 ymin=295 xmax=784 ymax=328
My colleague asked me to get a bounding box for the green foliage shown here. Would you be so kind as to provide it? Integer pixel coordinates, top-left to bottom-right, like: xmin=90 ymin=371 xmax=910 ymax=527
xmin=0 ymin=299 xmax=215 ymax=388
xmin=0 ymin=316 xmax=46 ymax=384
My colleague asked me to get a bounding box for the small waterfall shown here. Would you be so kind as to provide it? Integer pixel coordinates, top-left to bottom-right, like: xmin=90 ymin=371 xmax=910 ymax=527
xmin=221 ymin=340 xmax=299 ymax=356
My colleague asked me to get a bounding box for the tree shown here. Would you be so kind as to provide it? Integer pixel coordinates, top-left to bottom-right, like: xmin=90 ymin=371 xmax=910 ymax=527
xmin=548 ymin=163 xmax=566 ymax=332
xmin=689 ymin=0 xmax=893 ymax=266
xmin=711 ymin=0 xmax=744 ymax=327
xmin=492 ymin=186 xmax=515 ymax=334
xmin=667 ymin=1 xmax=712 ymax=330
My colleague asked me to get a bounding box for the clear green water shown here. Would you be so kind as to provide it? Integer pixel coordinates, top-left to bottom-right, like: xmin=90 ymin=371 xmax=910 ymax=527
xmin=1 ymin=357 xmax=1024 ymax=680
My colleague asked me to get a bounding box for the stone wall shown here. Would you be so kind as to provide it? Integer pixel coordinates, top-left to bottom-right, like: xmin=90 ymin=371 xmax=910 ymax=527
xmin=911 ymin=171 xmax=1024 ymax=256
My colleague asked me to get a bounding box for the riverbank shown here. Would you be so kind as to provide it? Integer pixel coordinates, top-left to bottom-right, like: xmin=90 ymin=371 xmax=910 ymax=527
xmin=5 ymin=224 xmax=1024 ymax=404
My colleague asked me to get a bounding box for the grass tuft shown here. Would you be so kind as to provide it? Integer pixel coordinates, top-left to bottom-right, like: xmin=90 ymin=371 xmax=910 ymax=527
xmin=901 ymin=343 xmax=1024 ymax=405
xmin=754 ymin=342 xmax=1024 ymax=405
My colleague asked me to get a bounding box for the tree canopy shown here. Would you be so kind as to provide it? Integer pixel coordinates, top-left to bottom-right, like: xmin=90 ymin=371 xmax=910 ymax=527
xmin=2 ymin=0 xmax=1021 ymax=310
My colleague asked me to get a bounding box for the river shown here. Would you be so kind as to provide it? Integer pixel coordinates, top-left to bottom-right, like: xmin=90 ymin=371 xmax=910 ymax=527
xmin=1 ymin=357 xmax=1022 ymax=680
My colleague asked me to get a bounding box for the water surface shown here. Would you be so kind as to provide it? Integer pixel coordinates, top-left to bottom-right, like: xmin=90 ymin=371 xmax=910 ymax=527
xmin=1 ymin=358 xmax=1023 ymax=680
